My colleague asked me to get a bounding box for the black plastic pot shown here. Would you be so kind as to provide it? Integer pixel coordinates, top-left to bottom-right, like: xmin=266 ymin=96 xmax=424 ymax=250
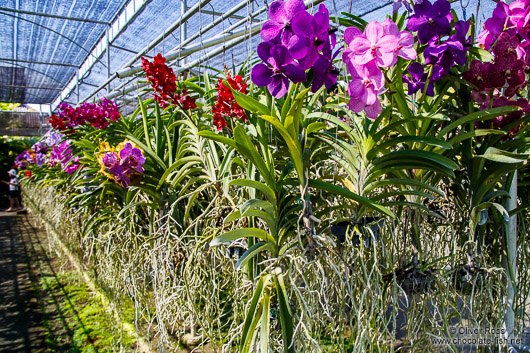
xmin=330 ymin=217 xmax=385 ymax=247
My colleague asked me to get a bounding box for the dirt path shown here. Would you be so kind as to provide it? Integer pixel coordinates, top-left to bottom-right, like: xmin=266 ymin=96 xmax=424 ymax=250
xmin=0 ymin=210 xmax=47 ymax=352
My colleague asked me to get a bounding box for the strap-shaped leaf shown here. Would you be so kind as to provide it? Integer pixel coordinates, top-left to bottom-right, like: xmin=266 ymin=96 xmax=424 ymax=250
xmin=235 ymin=242 xmax=276 ymax=270
xmin=210 ymin=228 xmax=274 ymax=246
xmin=374 ymin=150 xmax=458 ymax=170
xmin=478 ymin=147 xmax=529 ymax=164
xmin=260 ymin=115 xmax=304 ymax=184
xmin=274 ymin=272 xmax=295 ymax=353
xmin=230 ymin=179 xmax=277 ymax=205
xmin=234 ymin=125 xmax=272 ymax=185
xmin=241 ymin=199 xmax=275 ymax=217
xmin=198 ymin=131 xmax=237 ymax=149
xmin=239 ymin=274 xmax=270 ymax=353
xmin=308 ymin=179 xmax=395 ymax=218
xmin=437 ymin=106 xmax=520 ymax=138
xmin=471 ymin=202 xmax=509 ymax=225
xmin=364 ymin=178 xmax=445 ymax=197
xmin=449 ymin=129 xmax=506 ymax=145
xmin=230 ymin=88 xmax=271 ymax=116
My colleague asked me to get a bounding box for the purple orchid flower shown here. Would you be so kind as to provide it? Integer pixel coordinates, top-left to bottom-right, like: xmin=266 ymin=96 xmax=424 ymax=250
xmin=382 ymin=19 xmax=417 ymax=61
xmin=402 ymin=62 xmax=434 ymax=96
xmin=288 ymin=4 xmax=333 ymax=69
xmin=35 ymin=153 xmax=46 ymax=167
xmin=119 ymin=143 xmax=146 ymax=174
xmin=407 ymin=0 xmax=452 ymax=44
xmin=261 ymin=0 xmax=306 ymax=45
xmin=347 ymin=21 xmax=399 ymax=68
xmin=44 ymin=131 xmax=65 ymax=147
xmin=393 ymin=0 xmax=423 ymax=13
xmin=251 ymin=42 xmax=306 ymax=98
xmin=311 ymin=48 xmax=341 ymax=93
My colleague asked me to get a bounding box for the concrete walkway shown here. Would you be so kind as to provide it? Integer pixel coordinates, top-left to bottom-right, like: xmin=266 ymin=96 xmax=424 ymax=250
xmin=0 ymin=210 xmax=47 ymax=352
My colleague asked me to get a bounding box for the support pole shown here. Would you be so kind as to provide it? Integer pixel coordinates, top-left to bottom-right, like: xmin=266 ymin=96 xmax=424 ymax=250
xmin=503 ymin=168 xmax=517 ymax=347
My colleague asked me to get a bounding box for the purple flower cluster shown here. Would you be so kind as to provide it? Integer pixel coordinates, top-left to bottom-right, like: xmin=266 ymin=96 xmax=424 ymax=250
xmin=101 ymin=142 xmax=146 ymax=188
xmin=50 ymin=141 xmax=80 ymax=175
xmin=251 ymin=0 xmax=339 ymax=97
xmin=32 ymin=142 xmax=48 ymax=167
xmin=401 ymin=0 xmax=471 ymax=97
xmin=57 ymin=97 xmax=120 ymax=130
xmin=463 ymin=0 xmax=530 ymax=135
xmin=343 ymin=19 xmax=416 ymax=118
xmin=477 ymin=0 xmax=530 ymax=50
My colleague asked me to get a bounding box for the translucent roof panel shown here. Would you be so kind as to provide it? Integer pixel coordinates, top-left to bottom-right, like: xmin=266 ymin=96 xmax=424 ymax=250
xmin=0 ymin=0 xmax=497 ymax=108
xmin=0 ymin=0 xmax=128 ymax=104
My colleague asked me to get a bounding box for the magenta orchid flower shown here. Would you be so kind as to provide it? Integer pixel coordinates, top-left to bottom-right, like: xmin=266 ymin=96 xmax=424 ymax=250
xmin=260 ymin=0 xmax=306 ymax=45
xmin=477 ymin=2 xmax=513 ymax=49
xmin=346 ymin=61 xmax=385 ymax=119
xmin=347 ymin=21 xmax=399 ymax=68
xmin=119 ymin=143 xmax=146 ymax=174
xmin=251 ymin=42 xmax=306 ymax=98
xmin=382 ymin=19 xmax=417 ymax=61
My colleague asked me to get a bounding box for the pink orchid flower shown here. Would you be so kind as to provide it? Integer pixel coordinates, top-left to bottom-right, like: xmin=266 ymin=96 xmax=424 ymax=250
xmin=348 ymin=21 xmax=399 ymax=67
xmin=382 ymin=19 xmax=417 ymax=61
xmin=347 ymin=60 xmax=385 ymax=119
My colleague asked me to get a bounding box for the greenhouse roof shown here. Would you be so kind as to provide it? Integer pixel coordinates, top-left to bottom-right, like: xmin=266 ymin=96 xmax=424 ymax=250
xmin=0 ymin=0 xmax=496 ymax=111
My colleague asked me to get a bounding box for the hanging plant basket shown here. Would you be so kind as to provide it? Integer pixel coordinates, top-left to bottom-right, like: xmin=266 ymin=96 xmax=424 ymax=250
xmin=384 ymin=265 xmax=437 ymax=295
xmin=449 ymin=264 xmax=491 ymax=295
xmin=330 ymin=217 xmax=385 ymax=247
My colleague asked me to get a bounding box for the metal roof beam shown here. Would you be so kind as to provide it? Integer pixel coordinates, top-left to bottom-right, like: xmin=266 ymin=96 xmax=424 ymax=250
xmin=0 ymin=58 xmax=79 ymax=67
xmin=198 ymin=9 xmax=261 ymax=22
xmin=0 ymin=84 xmax=63 ymax=90
xmin=52 ymin=0 xmax=152 ymax=110
xmin=0 ymin=7 xmax=111 ymax=25
xmin=120 ymin=0 xmax=212 ymax=70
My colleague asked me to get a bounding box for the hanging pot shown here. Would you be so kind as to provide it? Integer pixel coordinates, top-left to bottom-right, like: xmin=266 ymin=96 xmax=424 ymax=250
xmin=330 ymin=217 xmax=385 ymax=247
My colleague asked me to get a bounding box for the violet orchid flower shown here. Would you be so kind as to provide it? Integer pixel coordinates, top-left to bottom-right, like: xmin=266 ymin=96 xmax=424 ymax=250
xmin=311 ymin=48 xmax=341 ymax=93
xmin=261 ymin=0 xmax=306 ymax=45
xmin=402 ymin=62 xmax=434 ymax=96
xmin=44 ymin=131 xmax=64 ymax=147
xmin=348 ymin=21 xmax=399 ymax=68
xmin=393 ymin=0 xmax=422 ymax=13
xmin=251 ymin=42 xmax=306 ymax=98
xmin=407 ymin=0 xmax=452 ymax=44
xmin=346 ymin=61 xmax=385 ymax=119
xmin=382 ymin=19 xmax=417 ymax=61
xmin=289 ymin=4 xmax=333 ymax=69
xmin=119 ymin=143 xmax=146 ymax=174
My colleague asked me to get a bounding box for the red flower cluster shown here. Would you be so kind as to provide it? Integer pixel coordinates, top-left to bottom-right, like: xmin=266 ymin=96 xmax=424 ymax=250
xmin=464 ymin=33 xmax=527 ymax=97
xmin=53 ymin=98 xmax=120 ymax=131
xmin=211 ymin=73 xmax=248 ymax=130
xmin=49 ymin=114 xmax=75 ymax=134
xmin=24 ymin=170 xmax=32 ymax=178
xmin=141 ymin=54 xmax=196 ymax=109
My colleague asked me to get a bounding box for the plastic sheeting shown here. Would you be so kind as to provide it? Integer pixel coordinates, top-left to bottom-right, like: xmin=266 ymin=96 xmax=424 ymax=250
xmin=0 ymin=0 xmax=497 ymax=108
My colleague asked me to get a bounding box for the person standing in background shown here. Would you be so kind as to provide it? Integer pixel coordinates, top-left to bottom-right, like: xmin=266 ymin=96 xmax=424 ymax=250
xmin=2 ymin=169 xmax=21 ymax=212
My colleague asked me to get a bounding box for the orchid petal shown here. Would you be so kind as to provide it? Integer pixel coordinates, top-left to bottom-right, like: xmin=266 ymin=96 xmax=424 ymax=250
xmin=365 ymin=21 xmax=383 ymax=44
xmin=251 ymin=64 xmax=273 ymax=87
